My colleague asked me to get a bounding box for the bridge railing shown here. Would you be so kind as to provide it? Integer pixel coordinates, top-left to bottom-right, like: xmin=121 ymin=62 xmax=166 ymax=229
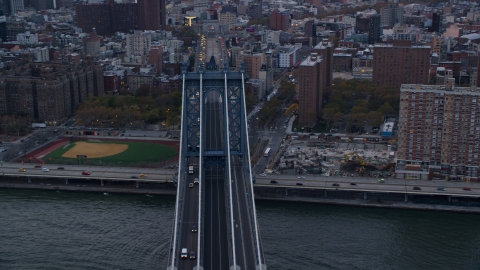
xmin=240 ymin=71 xmax=265 ymax=267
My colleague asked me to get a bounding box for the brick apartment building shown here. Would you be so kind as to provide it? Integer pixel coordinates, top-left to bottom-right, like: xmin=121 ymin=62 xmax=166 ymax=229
xmin=397 ymin=83 xmax=480 ymax=181
xmin=236 ymin=53 xmax=263 ymax=79
xmin=270 ymin=9 xmax=289 ymax=31
xmin=76 ymin=0 xmax=165 ymax=36
xmin=313 ymin=41 xmax=333 ymax=102
xmin=298 ymin=53 xmax=326 ymax=127
xmin=0 ymin=56 xmax=104 ymax=122
xmin=373 ymin=40 xmax=430 ymax=90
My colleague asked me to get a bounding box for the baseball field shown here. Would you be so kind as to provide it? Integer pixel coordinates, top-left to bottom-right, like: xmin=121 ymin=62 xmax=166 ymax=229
xmin=41 ymin=139 xmax=178 ymax=165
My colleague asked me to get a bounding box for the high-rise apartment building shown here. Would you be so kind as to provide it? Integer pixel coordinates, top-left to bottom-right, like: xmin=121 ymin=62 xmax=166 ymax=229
xmin=219 ymin=9 xmax=237 ymax=29
xmin=380 ymin=4 xmax=404 ymax=28
xmin=356 ymin=14 xmax=381 ymax=44
xmin=194 ymin=0 xmax=208 ymax=11
xmin=397 ymin=83 xmax=480 ymax=181
xmin=76 ymin=0 xmax=163 ymax=36
xmin=0 ymin=9 xmax=6 ymax=42
xmin=112 ymin=2 xmax=138 ymax=33
xmin=298 ymin=53 xmax=326 ymax=127
xmin=313 ymin=41 xmax=333 ymax=99
xmin=270 ymin=9 xmax=289 ymax=31
xmin=247 ymin=2 xmax=262 ymax=20
xmin=10 ymin=0 xmax=23 ymax=14
xmin=148 ymin=45 xmax=163 ymax=76
xmin=137 ymin=0 xmax=166 ymax=31
xmin=126 ymin=30 xmax=152 ymax=56
xmin=76 ymin=3 xmax=112 ymax=35
xmin=236 ymin=53 xmax=263 ymax=79
xmin=373 ymin=41 xmax=430 ymax=89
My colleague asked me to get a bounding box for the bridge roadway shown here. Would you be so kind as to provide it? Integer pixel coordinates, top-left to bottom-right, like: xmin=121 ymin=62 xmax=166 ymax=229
xmin=256 ymin=174 xmax=480 ymax=197
xmin=203 ymin=92 xmax=229 ymax=269
xmin=177 ymin=156 xmax=200 ymax=270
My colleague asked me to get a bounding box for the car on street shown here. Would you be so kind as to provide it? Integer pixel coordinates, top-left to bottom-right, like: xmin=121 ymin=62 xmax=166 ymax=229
xmin=270 ymin=180 xmax=278 ymax=184
xmin=42 ymin=168 xmax=49 ymax=172
xmin=140 ymin=174 xmax=147 ymax=178
xmin=297 ymin=176 xmax=305 ymax=179
xmin=413 ymin=186 xmax=421 ymax=190
xmin=259 ymin=173 xmax=267 ymax=177
xmin=192 ymin=225 xmax=197 ymax=232
xmin=437 ymin=187 xmax=445 ymax=191
xmin=194 ymin=178 xmax=199 ymax=185
xmin=57 ymin=167 xmax=65 ymax=170
xmin=378 ymin=179 xmax=386 ymax=183
xmin=350 ymin=182 xmax=356 ymax=185
xmin=296 ymin=182 xmax=303 ymax=186
xmin=463 ymin=187 xmax=472 ymax=191
xmin=190 ymin=251 xmax=196 ymax=260
xmin=131 ymin=176 xmax=138 ymax=179
xmin=18 ymin=168 xmax=26 ymax=172
xmin=332 ymin=183 xmax=340 ymax=187
xmin=82 ymin=171 xmax=91 ymax=175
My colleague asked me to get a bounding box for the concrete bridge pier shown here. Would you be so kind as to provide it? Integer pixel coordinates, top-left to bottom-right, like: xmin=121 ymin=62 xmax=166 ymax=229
xmin=448 ymin=196 xmax=451 ymax=202
xmin=65 ymin=178 xmax=69 ymax=185
xmin=285 ymin=188 xmax=288 ymax=196
xmin=27 ymin=176 xmax=31 ymax=183
xmin=404 ymin=194 xmax=408 ymax=202
xmin=324 ymin=189 xmax=327 ymax=198
xmin=100 ymin=180 xmax=104 ymax=187
xmin=136 ymin=181 xmax=139 ymax=188
xmin=364 ymin=192 xmax=367 ymax=200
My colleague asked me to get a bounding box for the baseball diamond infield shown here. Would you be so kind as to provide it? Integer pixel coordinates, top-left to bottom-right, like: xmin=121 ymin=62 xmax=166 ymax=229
xmin=62 ymin=141 xmax=128 ymax=158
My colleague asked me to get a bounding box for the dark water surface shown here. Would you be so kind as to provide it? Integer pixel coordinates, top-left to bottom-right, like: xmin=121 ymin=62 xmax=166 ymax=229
xmin=0 ymin=189 xmax=479 ymax=270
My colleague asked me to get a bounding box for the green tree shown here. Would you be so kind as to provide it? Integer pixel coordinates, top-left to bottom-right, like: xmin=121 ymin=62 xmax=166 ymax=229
xmin=378 ymin=102 xmax=395 ymax=116
xmin=366 ymin=111 xmax=384 ymax=128
xmin=245 ymin=92 xmax=256 ymax=112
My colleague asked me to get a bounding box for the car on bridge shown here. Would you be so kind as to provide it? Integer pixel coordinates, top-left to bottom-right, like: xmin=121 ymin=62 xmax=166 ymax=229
xmin=378 ymin=179 xmax=386 ymax=183
xmin=189 ymin=183 xmax=194 ymax=188
xmin=296 ymin=182 xmax=303 ymax=186
xmin=181 ymin=248 xmax=188 ymax=259
xmin=259 ymin=173 xmax=267 ymax=177
xmin=332 ymin=183 xmax=340 ymax=187
xmin=463 ymin=187 xmax=472 ymax=191
xmin=413 ymin=186 xmax=421 ymax=190
xmin=190 ymin=251 xmax=196 ymax=260
xmin=34 ymin=165 xmax=42 ymax=168
xmin=82 ymin=171 xmax=91 ymax=175
xmin=57 ymin=167 xmax=64 ymax=170
xmin=140 ymin=174 xmax=147 ymax=178
xmin=42 ymin=168 xmax=50 ymax=172
xmin=131 ymin=176 xmax=138 ymax=179
xmin=194 ymin=178 xmax=199 ymax=185
xmin=350 ymin=182 xmax=356 ymax=185
xmin=270 ymin=180 xmax=278 ymax=184
xmin=297 ymin=176 xmax=305 ymax=179
xmin=192 ymin=225 xmax=197 ymax=232
xmin=437 ymin=187 xmax=445 ymax=191
xmin=18 ymin=168 xmax=26 ymax=172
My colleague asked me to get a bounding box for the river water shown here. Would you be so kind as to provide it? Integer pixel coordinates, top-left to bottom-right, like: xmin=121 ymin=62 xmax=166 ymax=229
xmin=0 ymin=189 xmax=479 ymax=270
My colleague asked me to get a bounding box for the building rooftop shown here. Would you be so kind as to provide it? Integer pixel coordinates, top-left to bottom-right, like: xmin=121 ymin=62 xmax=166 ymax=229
xmin=374 ymin=43 xmax=430 ymax=49
xmin=401 ymin=84 xmax=480 ymax=94
xmin=300 ymin=53 xmax=322 ymax=66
